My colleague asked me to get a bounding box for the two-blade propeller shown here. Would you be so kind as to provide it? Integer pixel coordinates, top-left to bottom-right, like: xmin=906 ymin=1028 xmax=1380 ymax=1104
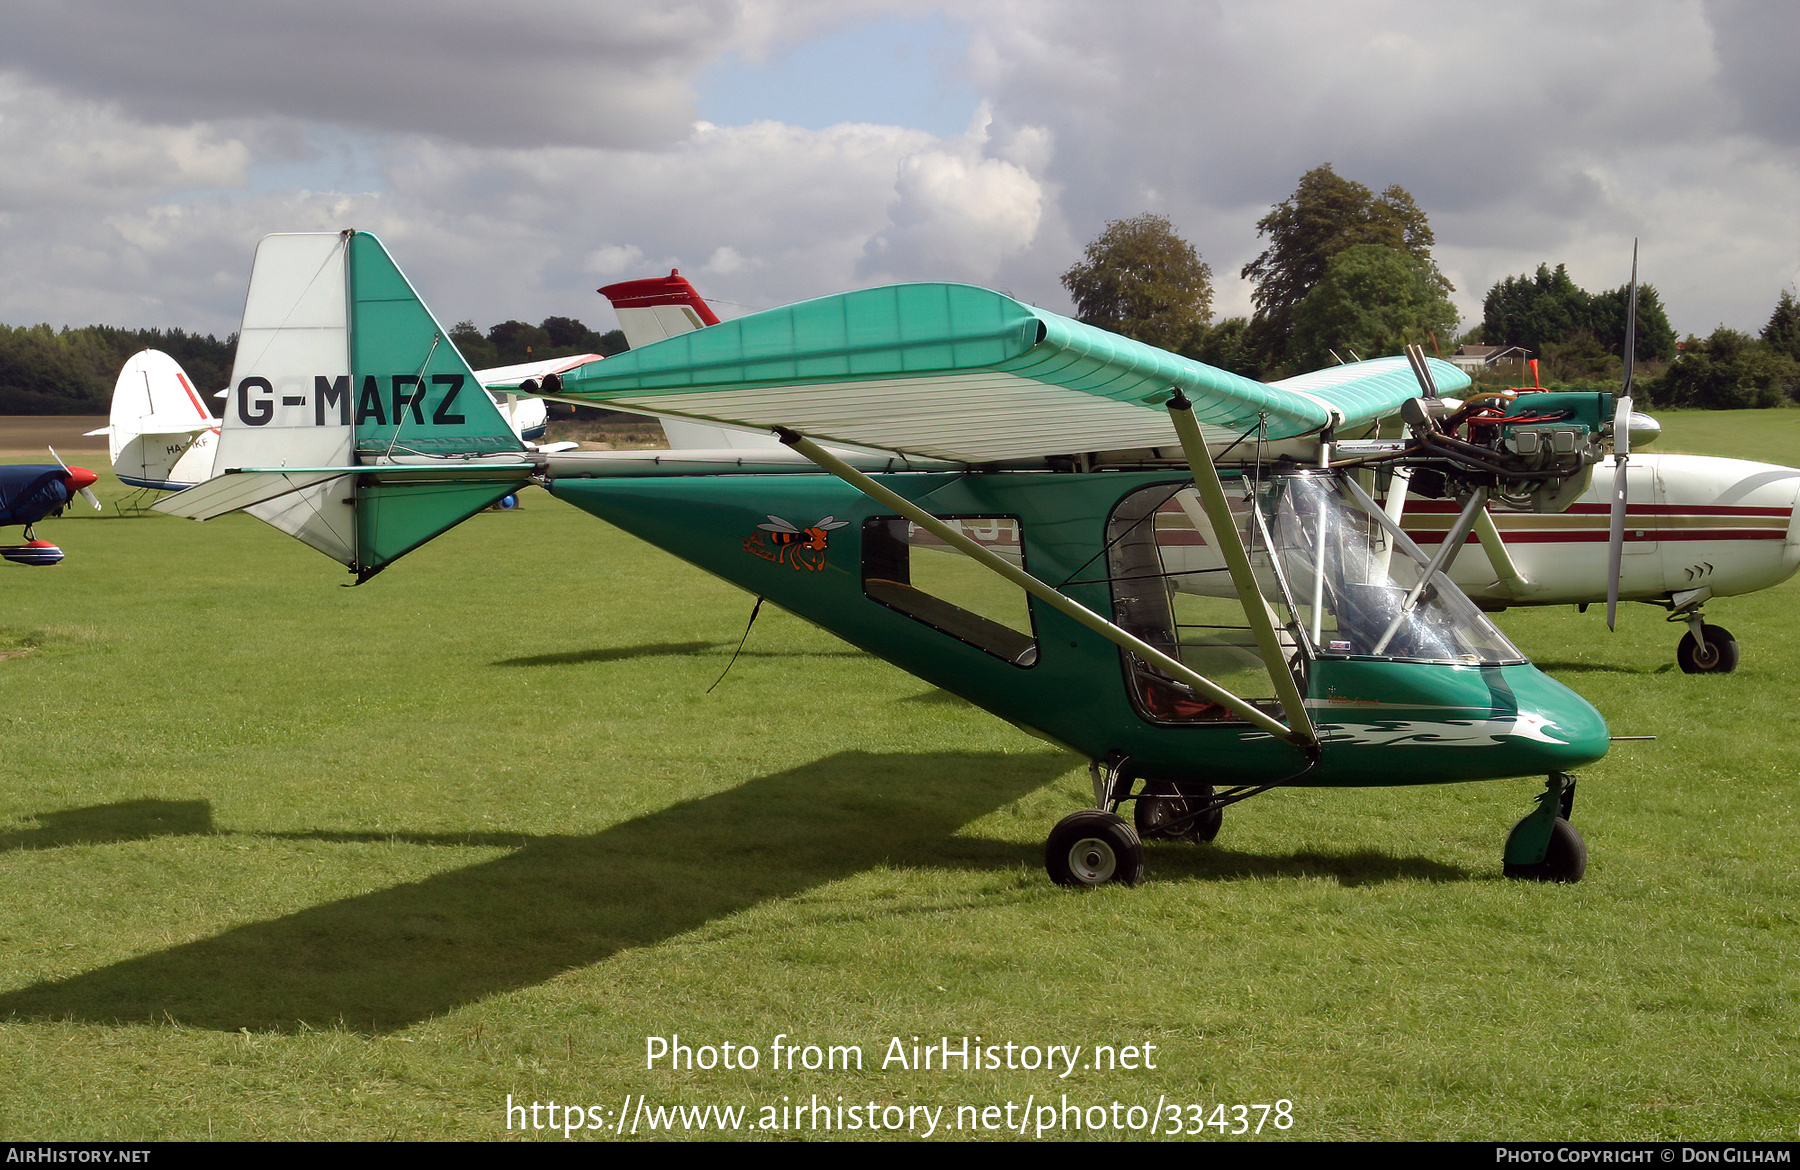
xmin=1605 ymin=242 xmax=1639 ymax=631
xmin=48 ymin=446 xmax=102 ymax=512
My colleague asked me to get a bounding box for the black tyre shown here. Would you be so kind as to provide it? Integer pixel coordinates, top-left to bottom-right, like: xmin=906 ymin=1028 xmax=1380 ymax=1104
xmin=1046 ymin=810 xmax=1144 ymax=887
xmin=1133 ymin=782 xmax=1223 ymax=843
xmin=1503 ymin=817 xmax=1587 ymax=883
xmin=1677 ymin=623 xmax=1739 ymax=674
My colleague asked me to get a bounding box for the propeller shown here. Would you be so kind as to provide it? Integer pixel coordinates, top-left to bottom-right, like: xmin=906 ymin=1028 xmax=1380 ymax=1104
xmin=48 ymin=446 xmax=102 ymax=511
xmin=1605 ymin=241 xmax=1639 ymax=631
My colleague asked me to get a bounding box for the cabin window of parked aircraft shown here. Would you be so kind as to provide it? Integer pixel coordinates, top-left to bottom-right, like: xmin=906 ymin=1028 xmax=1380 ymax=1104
xmin=862 ymin=515 xmax=1038 ymax=665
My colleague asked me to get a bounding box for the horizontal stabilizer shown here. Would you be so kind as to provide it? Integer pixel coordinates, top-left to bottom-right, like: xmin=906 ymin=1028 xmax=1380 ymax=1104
xmin=119 ymin=415 xmax=215 ymax=436
xmin=155 ymin=470 xmax=347 ymax=521
xmin=157 ymin=459 xmax=539 ymax=518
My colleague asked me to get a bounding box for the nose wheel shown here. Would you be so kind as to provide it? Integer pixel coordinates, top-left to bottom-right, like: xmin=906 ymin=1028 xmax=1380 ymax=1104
xmin=1676 ymin=622 xmax=1738 ymax=674
xmin=1504 ymin=773 xmax=1587 ymax=882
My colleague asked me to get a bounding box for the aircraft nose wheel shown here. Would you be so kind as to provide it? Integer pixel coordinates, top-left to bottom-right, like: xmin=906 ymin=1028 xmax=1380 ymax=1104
xmin=1503 ymin=773 xmax=1586 ymax=882
xmin=1503 ymin=818 xmax=1587 ymax=882
xmin=1046 ymin=810 xmax=1144 ymax=887
xmin=1677 ymin=623 xmax=1738 ymax=674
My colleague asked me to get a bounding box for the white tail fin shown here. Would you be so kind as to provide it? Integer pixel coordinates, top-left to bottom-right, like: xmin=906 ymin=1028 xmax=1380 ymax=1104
xmin=597 ymin=271 xmax=780 ymax=450
xmin=94 ymin=350 xmax=221 ymax=490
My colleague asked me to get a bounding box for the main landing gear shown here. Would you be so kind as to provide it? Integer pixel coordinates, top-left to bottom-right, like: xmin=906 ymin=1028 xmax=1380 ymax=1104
xmin=1503 ymin=772 xmax=1586 ymax=882
xmin=1047 ymin=762 xmax=1231 ymax=887
xmin=1048 ymin=763 xmax=1593 ymax=886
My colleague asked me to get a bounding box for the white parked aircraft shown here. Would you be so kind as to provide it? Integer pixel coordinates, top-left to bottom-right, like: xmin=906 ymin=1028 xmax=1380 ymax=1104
xmin=89 ymin=349 xmax=220 ymax=492
xmin=1140 ymin=456 xmax=1799 ymax=673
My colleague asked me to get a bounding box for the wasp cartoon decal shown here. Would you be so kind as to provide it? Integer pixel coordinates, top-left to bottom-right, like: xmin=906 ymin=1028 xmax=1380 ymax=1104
xmin=744 ymin=514 xmax=848 ymax=571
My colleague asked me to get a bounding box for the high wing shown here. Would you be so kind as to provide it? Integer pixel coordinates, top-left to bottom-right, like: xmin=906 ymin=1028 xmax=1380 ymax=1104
xmin=549 ymin=284 xmax=1469 ymax=463
xmin=474 ymin=353 xmax=605 ymax=391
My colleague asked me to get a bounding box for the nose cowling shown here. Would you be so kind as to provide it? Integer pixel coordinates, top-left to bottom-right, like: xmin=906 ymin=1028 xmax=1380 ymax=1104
xmin=1505 ymin=668 xmax=1611 ymax=776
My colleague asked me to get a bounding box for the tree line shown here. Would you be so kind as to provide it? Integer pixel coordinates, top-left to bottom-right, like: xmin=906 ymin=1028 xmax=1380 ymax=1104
xmin=0 ymin=324 xmax=236 ymax=415
xmin=447 ymin=318 xmax=626 ymax=368
xmin=0 ymin=317 xmax=627 ymax=415
xmin=1063 ymin=164 xmax=1800 ymax=408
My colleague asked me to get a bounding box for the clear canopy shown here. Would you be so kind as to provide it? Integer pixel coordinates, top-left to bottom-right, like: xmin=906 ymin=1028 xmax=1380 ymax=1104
xmin=1106 ymin=470 xmax=1523 ymax=720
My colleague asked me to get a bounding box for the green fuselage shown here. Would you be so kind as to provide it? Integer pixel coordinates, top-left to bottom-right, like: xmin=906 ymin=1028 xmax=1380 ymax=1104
xmin=550 ymin=468 xmax=1609 ymax=788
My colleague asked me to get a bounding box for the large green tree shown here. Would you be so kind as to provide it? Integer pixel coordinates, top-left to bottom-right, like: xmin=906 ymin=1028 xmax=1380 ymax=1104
xmin=1286 ymin=245 xmax=1460 ymax=369
xmin=1191 ymin=317 xmax=1257 ymax=376
xmin=1481 ymin=263 xmax=1587 ymax=355
xmin=1061 ymin=213 xmax=1213 ymax=353
xmin=1762 ymin=289 xmax=1800 ymax=360
xmin=1482 ymin=262 xmax=1675 ymax=363
xmin=1241 ymin=164 xmax=1446 ymax=370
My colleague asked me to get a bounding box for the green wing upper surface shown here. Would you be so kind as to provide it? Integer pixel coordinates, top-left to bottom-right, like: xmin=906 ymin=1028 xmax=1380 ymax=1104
xmin=555 ymin=283 xmax=1467 ymax=461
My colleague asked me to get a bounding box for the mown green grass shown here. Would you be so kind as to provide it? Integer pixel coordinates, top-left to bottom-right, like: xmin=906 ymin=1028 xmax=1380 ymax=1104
xmin=0 ymin=416 xmax=1796 ymax=1141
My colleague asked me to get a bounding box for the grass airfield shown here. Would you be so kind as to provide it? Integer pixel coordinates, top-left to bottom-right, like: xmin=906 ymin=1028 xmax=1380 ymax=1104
xmin=0 ymin=413 xmax=1796 ymax=1141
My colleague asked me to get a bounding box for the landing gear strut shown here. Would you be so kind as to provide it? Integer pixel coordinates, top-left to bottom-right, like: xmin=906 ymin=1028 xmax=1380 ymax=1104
xmin=1666 ymin=592 xmax=1739 ymax=674
xmin=1504 ymin=772 xmax=1587 ymax=882
xmin=1133 ymin=781 xmax=1224 ymax=843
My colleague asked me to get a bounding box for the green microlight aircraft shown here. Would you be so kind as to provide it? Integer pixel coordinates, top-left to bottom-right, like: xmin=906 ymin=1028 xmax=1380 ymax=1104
xmin=161 ymin=231 xmax=1629 ymax=886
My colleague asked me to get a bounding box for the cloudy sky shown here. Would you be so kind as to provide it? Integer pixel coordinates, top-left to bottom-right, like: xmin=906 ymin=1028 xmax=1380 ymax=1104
xmin=1 ymin=0 xmax=1794 ymax=346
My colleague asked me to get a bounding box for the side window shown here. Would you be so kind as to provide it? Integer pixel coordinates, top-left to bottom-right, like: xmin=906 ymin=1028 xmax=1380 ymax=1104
xmin=861 ymin=516 xmax=1039 ymax=666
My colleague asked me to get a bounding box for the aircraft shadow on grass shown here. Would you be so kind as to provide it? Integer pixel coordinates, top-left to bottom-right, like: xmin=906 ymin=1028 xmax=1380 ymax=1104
xmin=1139 ymin=842 xmax=1467 ymax=886
xmin=0 ymin=751 xmax=1063 ymax=1034
xmin=0 ymin=754 xmax=1475 ymax=1034
xmin=0 ymin=798 xmax=215 ymax=852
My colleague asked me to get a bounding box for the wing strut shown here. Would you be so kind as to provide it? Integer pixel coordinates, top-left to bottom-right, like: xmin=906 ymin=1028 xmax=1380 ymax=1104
xmin=1472 ymin=508 xmax=1535 ymax=597
xmin=774 ymin=427 xmax=1313 ymax=749
xmin=1163 ymin=394 xmax=1316 ymax=746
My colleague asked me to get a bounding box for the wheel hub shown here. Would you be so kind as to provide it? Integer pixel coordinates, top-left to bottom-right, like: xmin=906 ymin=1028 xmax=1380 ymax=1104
xmin=1069 ymin=838 xmax=1117 ymax=883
